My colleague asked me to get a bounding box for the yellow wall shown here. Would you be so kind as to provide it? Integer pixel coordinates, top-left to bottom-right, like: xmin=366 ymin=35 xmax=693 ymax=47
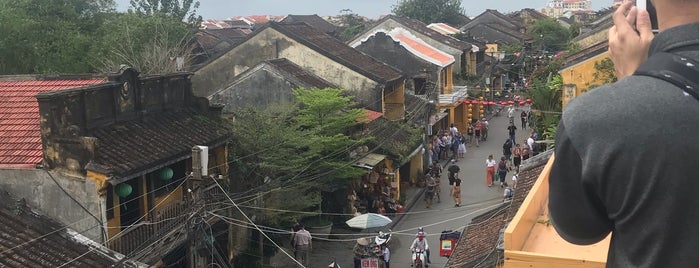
xmin=383 ymin=82 xmax=406 ymax=120
xmin=560 ymin=52 xmax=610 ymax=108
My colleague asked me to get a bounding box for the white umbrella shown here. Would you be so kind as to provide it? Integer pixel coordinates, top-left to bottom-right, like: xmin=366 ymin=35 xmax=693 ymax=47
xmin=345 ymin=213 xmax=392 ymax=229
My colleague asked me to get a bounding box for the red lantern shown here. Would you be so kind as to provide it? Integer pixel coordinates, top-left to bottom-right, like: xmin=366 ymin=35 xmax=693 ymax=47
xmin=481 ymin=101 xmax=487 ymax=106
xmin=499 ymin=101 xmax=506 ymax=105
xmin=471 ymin=100 xmax=479 ymax=105
xmin=488 ymin=101 xmax=496 ymax=105
xmin=508 ymin=100 xmax=515 ymax=105
xmin=526 ymin=98 xmax=532 ymax=104
xmin=519 ymin=101 xmax=525 ymax=106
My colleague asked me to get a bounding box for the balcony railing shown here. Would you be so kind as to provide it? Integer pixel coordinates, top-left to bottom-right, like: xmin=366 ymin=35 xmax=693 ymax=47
xmin=107 ymin=180 xmax=230 ymax=259
xmin=107 ymin=200 xmax=188 ymax=257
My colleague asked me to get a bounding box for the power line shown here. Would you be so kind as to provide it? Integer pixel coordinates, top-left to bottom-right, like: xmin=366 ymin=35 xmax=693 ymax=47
xmin=210 ymin=176 xmax=304 ymax=267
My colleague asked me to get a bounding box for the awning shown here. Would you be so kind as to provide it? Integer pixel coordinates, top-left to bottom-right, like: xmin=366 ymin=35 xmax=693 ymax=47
xmin=430 ymin=109 xmax=449 ymax=126
xmin=353 ymin=153 xmax=387 ymax=169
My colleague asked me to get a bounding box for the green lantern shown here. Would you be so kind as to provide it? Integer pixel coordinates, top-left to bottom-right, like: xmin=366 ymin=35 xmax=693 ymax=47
xmin=159 ymin=167 xmax=174 ymax=181
xmin=116 ymin=183 xmax=133 ymax=198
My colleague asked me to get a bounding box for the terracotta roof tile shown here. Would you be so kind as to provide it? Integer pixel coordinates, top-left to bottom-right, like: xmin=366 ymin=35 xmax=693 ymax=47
xmin=0 ymin=79 xmax=104 ymax=168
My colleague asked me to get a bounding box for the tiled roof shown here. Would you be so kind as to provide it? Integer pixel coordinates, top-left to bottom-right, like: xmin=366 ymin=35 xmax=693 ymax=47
xmin=445 ymin=150 xmax=553 ymax=267
xmin=231 ymin=15 xmax=285 ymax=26
xmin=464 ymin=9 xmax=523 ymax=31
xmin=281 ymin=14 xmax=338 ymax=34
xmin=378 ymin=15 xmax=474 ymax=51
xmin=562 ymin=40 xmax=608 ymax=68
xmin=265 ymin=58 xmax=335 ymax=89
xmin=0 ymin=79 xmax=104 ymax=168
xmin=427 ymin=23 xmax=461 ymax=35
xmin=357 ymin=109 xmax=383 ymax=122
xmin=353 ymin=28 xmax=455 ymax=67
xmin=272 ymin=22 xmax=403 ymax=84
xmin=365 ymin=116 xmax=421 ymax=165
xmin=0 ymin=190 xmax=143 ymax=267
xmin=87 ymin=109 xmax=229 ymax=181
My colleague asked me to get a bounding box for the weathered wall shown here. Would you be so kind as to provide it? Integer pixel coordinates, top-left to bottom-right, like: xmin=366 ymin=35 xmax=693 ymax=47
xmin=350 ymin=20 xmax=464 ymax=75
xmin=193 ymin=28 xmax=382 ymax=111
xmin=210 ymin=65 xmax=298 ymax=114
xmin=0 ymin=169 xmax=103 ymax=241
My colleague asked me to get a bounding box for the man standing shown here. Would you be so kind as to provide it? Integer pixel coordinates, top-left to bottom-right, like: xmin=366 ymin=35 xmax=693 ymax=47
xmin=294 ymin=225 xmax=312 ymax=266
xmin=549 ymin=1 xmax=699 ymax=267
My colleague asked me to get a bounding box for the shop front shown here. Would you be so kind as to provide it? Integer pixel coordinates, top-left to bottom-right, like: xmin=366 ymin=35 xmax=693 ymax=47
xmin=348 ymin=153 xmax=401 ymax=217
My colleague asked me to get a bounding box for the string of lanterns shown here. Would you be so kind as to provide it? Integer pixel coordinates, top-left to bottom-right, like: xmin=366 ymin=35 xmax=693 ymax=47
xmin=464 ymin=97 xmax=532 ymax=123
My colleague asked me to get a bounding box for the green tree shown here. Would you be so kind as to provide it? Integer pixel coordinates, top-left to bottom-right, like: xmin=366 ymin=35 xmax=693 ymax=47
xmin=593 ymin=57 xmax=617 ymax=84
xmin=89 ymin=12 xmax=196 ymax=74
xmin=335 ymin=9 xmax=367 ymax=41
xmin=129 ymin=0 xmax=201 ymax=25
xmin=228 ymin=88 xmax=368 ymax=226
xmin=529 ymin=18 xmax=571 ymax=52
xmin=0 ymin=0 xmax=116 ymax=74
xmin=392 ymin=0 xmax=466 ymax=25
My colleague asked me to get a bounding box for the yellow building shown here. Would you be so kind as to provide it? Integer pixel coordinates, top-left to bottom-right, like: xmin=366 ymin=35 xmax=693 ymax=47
xmin=559 ymin=41 xmax=610 ymax=108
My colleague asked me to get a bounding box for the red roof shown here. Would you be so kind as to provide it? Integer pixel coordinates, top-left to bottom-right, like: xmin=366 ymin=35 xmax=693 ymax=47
xmin=357 ymin=109 xmax=383 ymax=122
xmin=0 ymin=79 xmax=104 ymax=168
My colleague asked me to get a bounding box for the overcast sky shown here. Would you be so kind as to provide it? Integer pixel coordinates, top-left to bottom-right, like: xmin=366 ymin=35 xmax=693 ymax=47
xmin=115 ymin=0 xmax=607 ymax=20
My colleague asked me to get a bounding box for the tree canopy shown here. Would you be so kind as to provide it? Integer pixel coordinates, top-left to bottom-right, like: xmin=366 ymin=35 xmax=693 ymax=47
xmin=228 ymin=88 xmax=369 ymax=225
xmin=0 ymin=0 xmax=199 ymax=75
xmin=529 ymin=18 xmax=571 ymax=53
xmin=392 ymin=0 xmax=467 ymax=26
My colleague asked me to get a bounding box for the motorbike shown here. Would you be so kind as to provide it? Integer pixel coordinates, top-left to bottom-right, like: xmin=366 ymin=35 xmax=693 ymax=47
xmin=411 ymin=249 xmax=427 ymax=268
xmin=374 ymin=230 xmax=392 ymax=246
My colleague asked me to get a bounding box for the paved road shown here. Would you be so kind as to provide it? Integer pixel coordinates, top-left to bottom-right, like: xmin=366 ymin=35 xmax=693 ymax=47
xmin=277 ymin=107 xmax=533 ymax=268
xmin=388 ymin=107 xmax=532 ymax=268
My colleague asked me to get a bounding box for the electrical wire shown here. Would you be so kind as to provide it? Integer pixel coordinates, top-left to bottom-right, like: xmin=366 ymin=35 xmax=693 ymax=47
xmin=57 ymin=178 xmax=189 ymax=267
xmin=210 ymin=175 xmax=305 ymax=267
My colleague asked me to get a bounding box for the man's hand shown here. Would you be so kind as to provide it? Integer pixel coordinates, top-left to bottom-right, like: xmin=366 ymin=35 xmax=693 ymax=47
xmin=608 ymin=0 xmax=654 ymax=78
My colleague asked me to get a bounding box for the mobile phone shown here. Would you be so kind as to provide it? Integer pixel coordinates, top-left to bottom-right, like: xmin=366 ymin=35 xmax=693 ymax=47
xmin=636 ymin=0 xmax=659 ymax=32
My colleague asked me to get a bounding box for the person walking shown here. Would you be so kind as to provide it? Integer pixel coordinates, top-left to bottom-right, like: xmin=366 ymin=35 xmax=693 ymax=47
xmin=520 ymin=110 xmax=528 ymax=129
xmin=507 ymin=122 xmax=517 ymax=146
xmin=513 ymin=143 xmax=523 ymax=173
xmin=447 ymin=159 xmax=460 ymax=186
xmin=497 ymin=156 xmax=508 ymax=188
xmin=294 ymin=225 xmax=312 ymax=266
xmin=548 ymin=1 xmax=699 ymax=267
xmin=466 ymin=124 xmax=474 ymax=145
xmin=452 ymin=176 xmax=462 ymax=207
xmin=458 ymin=139 xmax=467 ymax=159
xmin=474 ymin=121 xmax=482 ymax=147
xmin=503 ymin=139 xmax=513 ymax=170
xmin=485 ymin=154 xmax=496 ymax=187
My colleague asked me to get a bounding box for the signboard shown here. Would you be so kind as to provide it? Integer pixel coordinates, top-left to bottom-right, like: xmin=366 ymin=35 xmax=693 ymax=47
xmin=361 ymin=258 xmax=380 ymax=268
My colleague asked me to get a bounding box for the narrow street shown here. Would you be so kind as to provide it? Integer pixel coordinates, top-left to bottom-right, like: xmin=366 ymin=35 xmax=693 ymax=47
xmin=284 ymin=106 xmax=533 ymax=268
xmin=388 ymin=106 xmax=532 ymax=268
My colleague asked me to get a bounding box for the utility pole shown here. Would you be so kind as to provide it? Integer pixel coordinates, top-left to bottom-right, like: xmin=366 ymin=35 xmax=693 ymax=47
xmin=188 ymin=146 xmax=202 ymax=268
